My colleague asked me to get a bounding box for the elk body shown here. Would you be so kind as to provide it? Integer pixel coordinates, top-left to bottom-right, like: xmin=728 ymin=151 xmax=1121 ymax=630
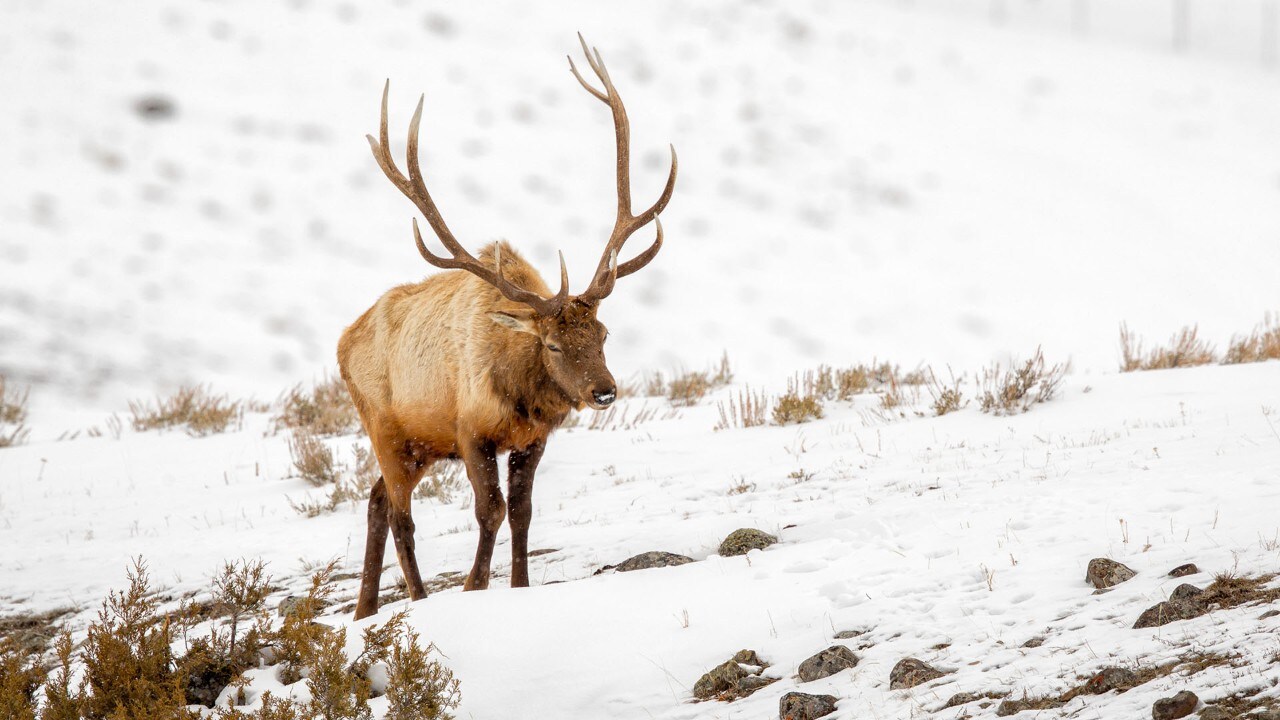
xmin=340 ymin=37 xmax=677 ymax=620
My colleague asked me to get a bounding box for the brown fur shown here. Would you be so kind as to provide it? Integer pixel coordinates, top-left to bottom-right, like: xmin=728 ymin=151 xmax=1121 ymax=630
xmin=340 ymin=242 xmax=614 ymax=618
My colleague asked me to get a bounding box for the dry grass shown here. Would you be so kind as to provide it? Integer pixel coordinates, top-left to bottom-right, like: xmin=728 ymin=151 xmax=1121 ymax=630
xmin=0 ymin=375 xmax=30 ymax=447
xmin=288 ymin=428 xmax=341 ymax=487
xmin=130 ymin=385 xmax=242 ymax=437
xmin=715 ymin=387 xmax=769 ymax=431
xmin=274 ymin=372 xmax=360 ymax=437
xmin=1120 ymin=323 xmax=1217 ymax=372
xmin=926 ymin=366 xmax=967 ymax=417
xmin=413 ymin=460 xmax=465 ymax=503
xmin=1224 ymin=312 xmax=1280 ymax=364
xmin=638 ymin=353 xmax=733 ymax=406
xmin=1199 ymin=571 xmax=1280 ymax=609
xmin=772 ymin=377 xmax=824 ymax=425
xmin=977 ymin=347 xmax=1064 ymax=416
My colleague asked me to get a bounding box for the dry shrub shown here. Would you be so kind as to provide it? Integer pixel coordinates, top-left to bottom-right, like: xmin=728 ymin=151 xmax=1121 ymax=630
xmin=715 ymin=387 xmax=769 ymax=431
xmin=0 ymin=375 xmax=30 ymax=447
xmin=288 ymin=428 xmax=341 ymax=487
xmin=977 ymin=347 xmax=1064 ymax=416
xmin=413 ymin=460 xmax=464 ymax=503
xmin=274 ymin=373 xmax=360 ymax=437
xmin=772 ymin=377 xmax=824 ymax=425
xmin=655 ymin=353 xmax=733 ymax=406
xmin=383 ymin=624 xmax=462 ymax=720
xmin=176 ymin=559 xmax=273 ymax=708
xmin=0 ymin=636 xmax=42 ymax=720
xmin=927 ymin=366 xmax=967 ymax=417
xmin=1120 ymin=323 xmax=1217 ymax=372
xmin=1224 ymin=312 xmax=1280 ymax=364
xmin=80 ymin=558 xmax=198 ymax=720
xmin=130 ymin=385 xmax=242 ymax=437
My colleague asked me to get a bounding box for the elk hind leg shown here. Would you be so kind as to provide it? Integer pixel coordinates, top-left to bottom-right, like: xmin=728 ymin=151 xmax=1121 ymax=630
xmin=354 ymin=475 xmax=391 ymax=620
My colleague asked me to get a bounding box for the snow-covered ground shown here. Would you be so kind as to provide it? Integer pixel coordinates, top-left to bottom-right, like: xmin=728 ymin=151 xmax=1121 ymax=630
xmin=3 ymin=362 xmax=1279 ymax=717
xmin=3 ymin=0 xmax=1280 ymax=718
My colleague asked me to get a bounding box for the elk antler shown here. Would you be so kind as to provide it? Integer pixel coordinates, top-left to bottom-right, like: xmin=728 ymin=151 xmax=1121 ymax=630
xmin=366 ymin=81 xmax=570 ymax=316
xmin=569 ymin=33 xmax=678 ymax=305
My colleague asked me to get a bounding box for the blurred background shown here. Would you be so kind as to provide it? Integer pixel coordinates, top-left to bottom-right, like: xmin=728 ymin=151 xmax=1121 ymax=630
xmin=2 ymin=0 xmax=1278 ymax=426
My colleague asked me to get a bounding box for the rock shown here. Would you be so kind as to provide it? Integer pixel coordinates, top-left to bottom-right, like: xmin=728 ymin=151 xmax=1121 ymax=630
xmin=779 ymin=692 xmax=838 ymax=720
xmin=719 ymin=528 xmax=778 ymax=556
xmin=1153 ymin=690 xmax=1199 ymax=720
xmin=997 ymin=699 xmax=1061 ymax=716
xmin=693 ymin=650 xmax=773 ymax=701
xmin=737 ymin=675 xmax=778 ymax=695
xmin=797 ymin=645 xmax=859 ymax=682
xmin=614 ymin=551 xmax=694 ymax=572
xmin=1197 ymin=708 xmax=1232 ymax=720
xmin=833 ymin=628 xmax=868 ymax=639
xmin=942 ymin=692 xmax=980 ymax=709
xmin=1084 ymin=666 xmax=1137 ymax=694
xmin=693 ymin=660 xmax=749 ymax=700
xmin=889 ymin=657 xmax=946 ymax=689
xmin=1259 ymin=609 xmax=1279 ymax=620
xmin=1021 ymin=636 xmax=1045 ymax=648
xmin=1169 ymin=563 xmax=1200 ymax=578
xmin=1087 ymin=558 xmax=1137 ymax=589
xmin=1134 ymin=584 xmax=1208 ymax=628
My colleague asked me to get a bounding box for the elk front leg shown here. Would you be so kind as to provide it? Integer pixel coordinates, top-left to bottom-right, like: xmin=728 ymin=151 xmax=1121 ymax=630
xmin=461 ymin=438 xmax=504 ymax=591
xmin=507 ymin=440 xmax=545 ymax=588
xmin=354 ymin=475 xmax=391 ymax=620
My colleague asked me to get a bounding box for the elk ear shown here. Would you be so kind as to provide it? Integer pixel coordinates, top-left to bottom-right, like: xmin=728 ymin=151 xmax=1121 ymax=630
xmin=489 ymin=310 xmax=538 ymax=335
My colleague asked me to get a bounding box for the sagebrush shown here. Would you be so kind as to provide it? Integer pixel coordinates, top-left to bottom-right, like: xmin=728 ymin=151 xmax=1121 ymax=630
xmin=130 ymin=385 xmax=242 ymax=437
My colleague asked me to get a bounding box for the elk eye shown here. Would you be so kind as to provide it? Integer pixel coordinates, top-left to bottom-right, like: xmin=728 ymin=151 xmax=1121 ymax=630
xmin=546 ymin=342 xmax=563 ymax=353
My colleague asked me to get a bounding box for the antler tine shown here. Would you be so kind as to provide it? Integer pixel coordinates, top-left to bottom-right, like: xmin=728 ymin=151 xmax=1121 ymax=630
xmin=373 ymin=82 xmax=567 ymax=316
xmin=571 ymin=35 xmax=678 ymax=305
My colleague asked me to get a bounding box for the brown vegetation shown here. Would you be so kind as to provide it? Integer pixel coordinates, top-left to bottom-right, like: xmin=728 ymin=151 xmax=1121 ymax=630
xmin=273 ymin=373 xmax=360 ymax=437
xmin=130 ymin=385 xmax=242 ymax=437
xmin=1119 ymin=323 xmax=1217 ymax=372
xmin=715 ymin=387 xmax=769 ymax=431
xmin=772 ymin=377 xmax=824 ymax=425
xmin=1224 ymin=312 xmax=1280 ymax=364
xmin=977 ymin=347 xmax=1064 ymax=416
xmin=0 ymin=375 xmax=31 ymax=447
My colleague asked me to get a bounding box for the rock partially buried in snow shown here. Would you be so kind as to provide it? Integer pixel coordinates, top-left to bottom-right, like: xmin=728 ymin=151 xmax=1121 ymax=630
xmin=1134 ymin=584 xmax=1208 ymax=628
xmin=889 ymin=657 xmax=947 ymax=689
xmin=1197 ymin=707 xmax=1232 ymax=720
xmin=1086 ymin=558 xmax=1136 ymax=589
xmin=997 ymin=698 xmax=1062 ymax=716
xmin=779 ymin=692 xmax=838 ymax=720
xmin=693 ymin=660 xmax=748 ymax=700
xmin=614 ymin=551 xmax=694 ymax=572
xmin=1152 ymin=690 xmax=1198 ymax=720
xmin=1168 ymin=563 xmax=1200 ymax=578
xmin=692 ymin=650 xmax=776 ymax=701
xmin=797 ymin=645 xmax=859 ymax=682
xmin=718 ymin=528 xmax=777 ymax=556
xmin=1084 ymin=666 xmax=1137 ymax=694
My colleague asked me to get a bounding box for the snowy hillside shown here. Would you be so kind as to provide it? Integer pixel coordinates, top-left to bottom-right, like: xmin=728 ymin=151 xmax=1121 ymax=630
xmin=3 ymin=1 xmax=1280 ymax=719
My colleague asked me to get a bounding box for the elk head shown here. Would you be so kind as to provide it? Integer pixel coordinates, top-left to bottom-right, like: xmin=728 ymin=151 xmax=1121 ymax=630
xmin=365 ymin=35 xmax=677 ymax=411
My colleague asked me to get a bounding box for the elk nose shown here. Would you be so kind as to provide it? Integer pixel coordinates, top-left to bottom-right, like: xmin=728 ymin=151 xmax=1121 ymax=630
xmin=592 ymin=388 xmax=617 ymax=407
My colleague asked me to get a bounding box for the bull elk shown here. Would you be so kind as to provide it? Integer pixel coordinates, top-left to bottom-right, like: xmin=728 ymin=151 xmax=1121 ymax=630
xmin=339 ymin=36 xmax=678 ymax=620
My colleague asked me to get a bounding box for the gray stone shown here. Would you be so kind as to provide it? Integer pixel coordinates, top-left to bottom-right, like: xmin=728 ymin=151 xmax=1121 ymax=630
xmin=1022 ymin=636 xmax=1045 ymax=648
xmin=779 ymin=692 xmax=838 ymax=720
xmin=736 ymin=675 xmax=778 ymax=695
xmin=719 ymin=528 xmax=778 ymax=556
xmin=1153 ymin=690 xmax=1199 ymax=720
xmin=997 ymin=699 xmax=1062 ymax=716
xmin=615 ymin=551 xmax=694 ymax=572
xmin=693 ymin=660 xmax=748 ymax=700
xmin=1260 ymin=609 xmax=1280 ymax=620
xmin=1134 ymin=584 xmax=1207 ymax=628
xmin=943 ymin=692 xmax=980 ymax=709
xmin=1087 ymin=558 xmax=1137 ymax=589
xmin=889 ymin=657 xmax=946 ymax=689
xmin=1084 ymin=666 xmax=1137 ymax=694
xmin=732 ymin=649 xmax=763 ymax=666
xmin=797 ymin=645 xmax=859 ymax=682
xmin=1197 ymin=708 xmax=1232 ymax=720
xmin=833 ymin=628 xmax=868 ymax=639
xmin=1169 ymin=563 xmax=1200 ymax=578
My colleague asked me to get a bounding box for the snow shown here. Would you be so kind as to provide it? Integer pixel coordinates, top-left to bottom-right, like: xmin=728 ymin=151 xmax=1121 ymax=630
xmin=3 ymin=0 xmax=1280 ymax=718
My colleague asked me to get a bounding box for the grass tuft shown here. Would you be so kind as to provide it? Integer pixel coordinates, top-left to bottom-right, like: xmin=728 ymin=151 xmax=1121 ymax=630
xmin=0 ymin=375 xmax=31 ymax=447
xmin=1120 ymin=323 xmax=1217 ymax=372
xmin=715 ymin=387 xmax=769 ymax=431
xmin=274 ymin=373 xmax=360 ymax=437
xmin=1224 ymin=312 xmax=1280 ymax=365
xmin=772 ymin=377 xmax=824 ymax=425
xmin=977 ymin=347 xmax=1064 ymax=416
xmin=130 ymin=385 xmax=242 ymax=437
